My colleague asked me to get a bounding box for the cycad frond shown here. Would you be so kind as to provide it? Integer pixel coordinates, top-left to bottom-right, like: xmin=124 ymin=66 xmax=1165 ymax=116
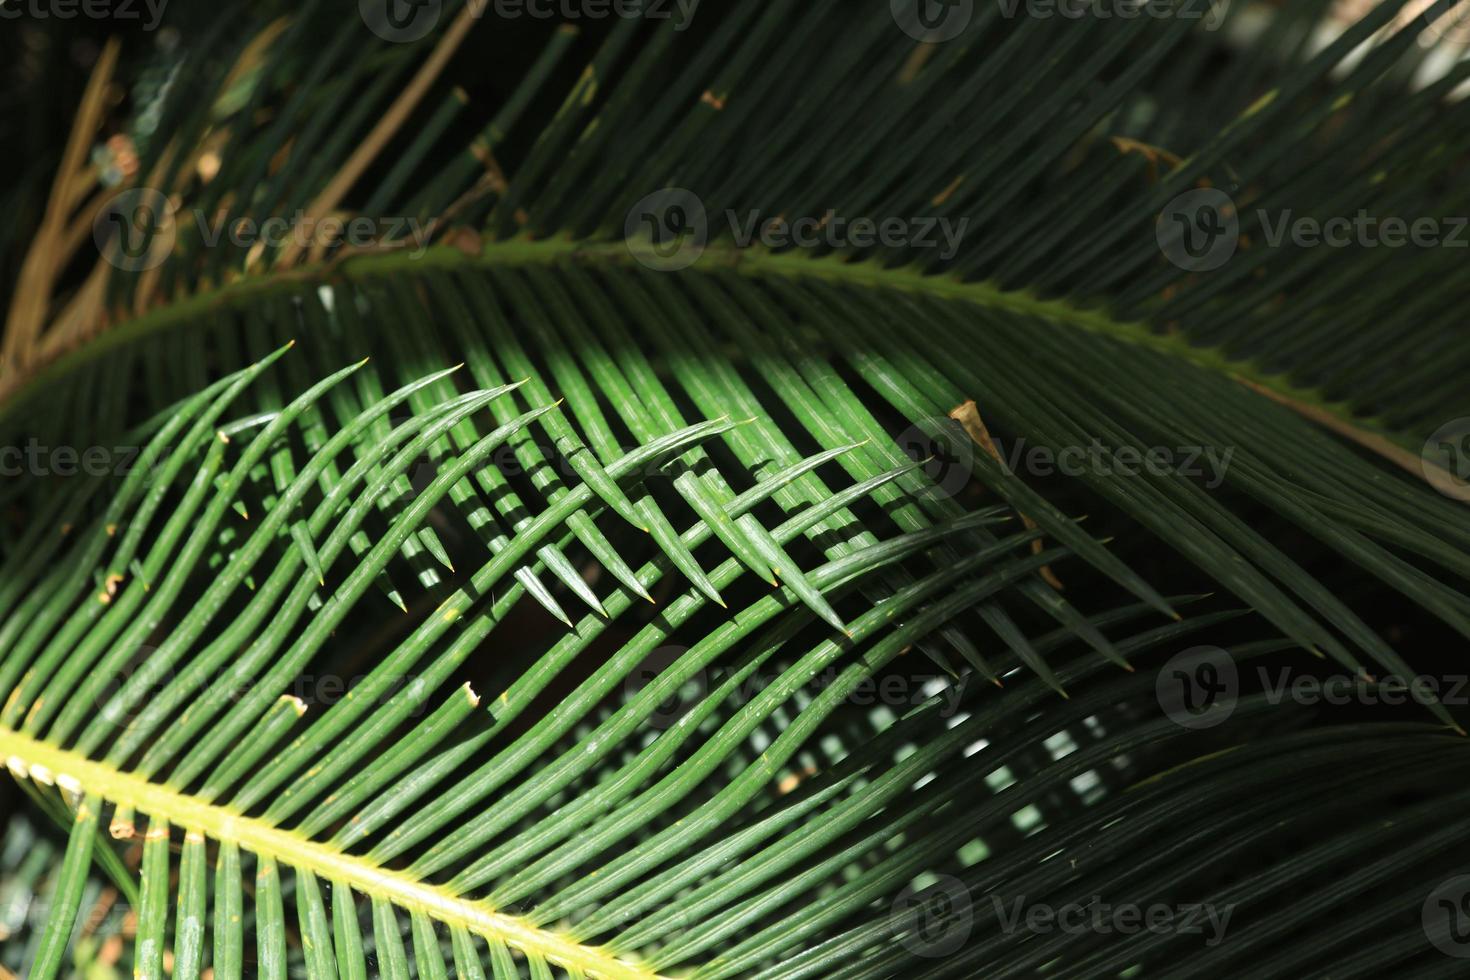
xmin=3 ymin=0 xmax=1469 ymax=976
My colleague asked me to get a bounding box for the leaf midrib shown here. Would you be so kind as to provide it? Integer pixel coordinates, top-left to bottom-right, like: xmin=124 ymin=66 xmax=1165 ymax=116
xmin=0 ymin=725 xmax=664 ymax=980
xmin=0 ymin=236 xmax=1402 ymax=451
